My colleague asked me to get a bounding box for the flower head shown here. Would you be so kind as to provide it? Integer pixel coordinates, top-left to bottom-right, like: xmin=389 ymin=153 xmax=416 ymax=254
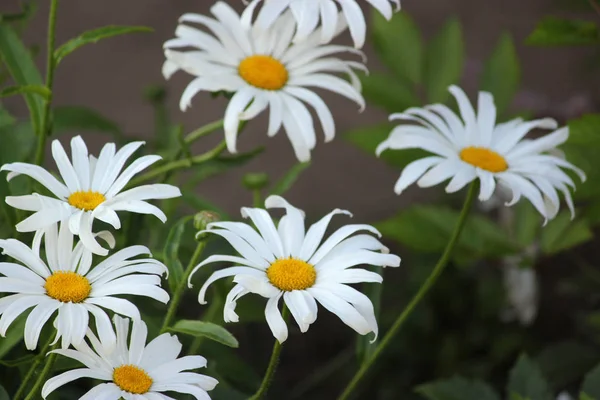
xmin=376 ymin=85 xmax=586 ymax=222
xmin=0 ymin=222 xmax=169 ymax=350
xmin=189 ymin=195 xmax=400 ymax=343
xmin=246 ymin=0 xmax=401 ymax=48
xmin=1 ymin=136 xmax=181 ymax=255
xmin=42 ymin=315 xmax=218 ymax=400
xmin=163 ymin=1 xmax=365 ymax=162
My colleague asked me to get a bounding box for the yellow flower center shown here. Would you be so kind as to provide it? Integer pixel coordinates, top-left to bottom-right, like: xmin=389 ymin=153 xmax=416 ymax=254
xmin=113 ymin=364 xmax=153 ymax=394
xmin=68 ymin=190 xmax=106 ymax=211
xmin=238 ymin=55 xmax=288 ymax=91
xmin=44 ymin=271 xmax=91 ymax=303
xmin=459 ymin=146 xmax=508 ymax=173
xmin=267 ymin=258 xmax=316 ymax=291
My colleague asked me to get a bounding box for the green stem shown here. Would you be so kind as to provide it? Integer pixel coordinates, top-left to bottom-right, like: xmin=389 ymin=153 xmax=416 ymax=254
xmin=160 ymin=240 xmax=207 ymax=334
xmin=252 ymin=189 xmax=262 ymax=208
xmin=184 ymin=119 xmax=224 ymax=144
xmin=23 ymin=348 xmax=58 ymax=400
xmin=13 ymin=336 xmax=53 ymax=400
xmin=34 ymin=0 xmax=58 ymax=166
xmin=337 ymin=182 xmax=478 ymax=400
xmin=249 ymin=306 xmax=289 ymax=400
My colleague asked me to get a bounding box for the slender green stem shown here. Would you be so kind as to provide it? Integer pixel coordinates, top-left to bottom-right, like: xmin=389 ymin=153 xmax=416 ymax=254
xmin=13 ymin=336 xmax=53 ymax=400
xmin=34 ymin=0 xmax=58 ymax=166
xmin=252 ymin=189 xmax=262 ymax=208
xmin=160 ymin=240 xmax=207 ymax=334
xmin=337 ymin=182 xmax=478 ymax=400
xmin=249 ymin=306 xmax=289 ymax=400
xmin=23 ymin=348 xmax=58 ymax=400
xmin=184 ymin=119 xmax=224 ymax=144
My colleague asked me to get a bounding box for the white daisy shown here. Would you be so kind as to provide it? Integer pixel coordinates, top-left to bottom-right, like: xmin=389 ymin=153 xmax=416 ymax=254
xmin=246 ymin=0 xmax=401 ymax=48
xmin=0 ymin=222 xmax=169 ymax=350
xmin=162 ymin=1 xmax=365 ymax=162
xmin=188 ymin=195 xmax=400 ymax=343
xmin=42 ymin=315 xmax=218 ymax=400
xmin=1 ymin=136 xmax=181 ymax=255
xmin=376 ymin=85 xmax=586 ymax=222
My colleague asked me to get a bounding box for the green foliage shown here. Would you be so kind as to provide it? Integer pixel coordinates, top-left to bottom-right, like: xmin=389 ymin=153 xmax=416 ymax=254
xmin=53 ymin=106 xmax=121 ymax=137
xmin=0 ymin=314 xmax=26 ymax=359
xmin=163 ymin=216 xmax=194 ymax=293
xmin=416 ymin=377 xmax=500 ymax=400
xmin=527 ymin=17 xmax=599 ymax=46
xmin=270 ymin=162 xmax=310 ymax=196
xmin=581 ymin=363 xmax=600 ymax=399
xmin=481 ymin=33 xmax=520 ymax=116
xmin=535 ymin=341 xmax=600 ymax=391
xmin=169 ymin=320 xmax=239 ymax=348
xmin=0 ymin=385 xmax=7 ymax=400
xmin=513 ymin=202 xmax=540 ymax=248
xmin=0 ymin=84 xmax=50 ymax=99
xmin=540 ymin=211 xmax=593 ymax=255
xmin=360 ymin=72 xmax=420 ymax=113
xmin=507 ymin=355 xmax=552 ymax=400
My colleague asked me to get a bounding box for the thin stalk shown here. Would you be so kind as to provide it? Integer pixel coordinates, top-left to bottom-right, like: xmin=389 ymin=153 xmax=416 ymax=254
xmin=34 ymin=0 xmax=58 ymax=166
xmin=160 ymin=240 xmax=207 ymax=333
xmin=249 ymin=306 xmax=289 ymax=400
xmin=337 ymin=182 xmax=478 ymax=400
xmin=13 ymin=336 xmax=53 ymax=400
xmin=184 ymin=119 xmax=224 ymax=144
xmin=23 ymin=348 xmax=58 ymax=400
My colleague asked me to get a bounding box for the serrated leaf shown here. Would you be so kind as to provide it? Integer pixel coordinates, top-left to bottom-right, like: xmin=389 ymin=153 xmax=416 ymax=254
xmin=416 ymin=376 xmax=500 ymax=400
xmin=581 ymin=363 xmax=600 ymax=399
xmin=424 ymin=18 xmax=464 ymax=103
xmin=371 ymin=12 xmax=423 ymax=84
xmin=270 ymin=162 xmax=310 ymax=196
xmin=55 ymin=25 xmax=153 ymax=64
xmin=169 ymin=320 xmax=239 ymax=348
xmin=360 ymin=72 xmax=420 ymax=113
xmin=540 ymin=211 xmax=593 ymax=255
xmin=0 ymin=84 xmax=50 ymax=99
xmin=481 ymin=33 xmax=520 ymax=116
xmin=527 ymin=17 xmax=599 ymax=46
xmin=163 ymin=216 xmax=193 ymax=294
xmin=507 ymin=354 xmax=552 ymax=400
xmin=53 ymin=106 xmax=121 ymax=136
xmin=0 ymin=24 xmax=44 ymax=134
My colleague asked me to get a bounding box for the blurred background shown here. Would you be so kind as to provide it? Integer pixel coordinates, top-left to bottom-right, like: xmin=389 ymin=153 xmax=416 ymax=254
xmin=1 ymin=0 xmax=600 ymax=399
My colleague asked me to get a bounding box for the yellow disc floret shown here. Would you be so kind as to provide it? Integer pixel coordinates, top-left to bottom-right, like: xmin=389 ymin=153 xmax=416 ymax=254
xmin=113 ymin=364 xmax=153 ymax=394
xmin=68 ymin=190 xmax=106 ymax=211
xmin=238 ymin=55 xmax=289 ymax=91
xmin=460 ymin=146 xmax=508 ymax=173
xmin=267 ymin=258 xmax=316 ymax=291
xmin=44 ymin=271 xmax=91 ymax=303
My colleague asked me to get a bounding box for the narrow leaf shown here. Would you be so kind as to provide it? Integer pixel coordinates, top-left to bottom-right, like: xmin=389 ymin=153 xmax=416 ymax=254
xmin=527 ymin=17 xmax=599 ymax=46
xmin=270 ymin=162 xmax=310 ymax=196
xmin=169 ymin=320 xmax=239 ymax=348
xmin=0 ymin=84 xmax=50 ymax=99
xmin=163 ymin=216 xmax=193 ymax=294
xmin=481 ymin=33 xmax=520 ymax=116
xmin=55 ymin=25 xmax=153 ymax=64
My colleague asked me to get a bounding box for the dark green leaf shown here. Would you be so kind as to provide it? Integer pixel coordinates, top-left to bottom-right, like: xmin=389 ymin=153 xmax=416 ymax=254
xmin=582 ymin=363 xmax=600 ymax=399
xmin=0 ymin=106 xmax=15 ymax=130
xmin=507 ymin=354 xmax=552 ymax=400
xmin=416 ymin=376 xmax=500 ymax=400
xmin=55 ymin=25 xmax=153 ymax=64
xmin=540 ymin=211 xmax=593 ymax=255
xmin=0 ymin=385 xmax=8 ymax=400
xmin=513 ymin=202 xmax=541 ymax=248
xmin=0 ymin=84 xmax=50 ymax=99
xmin=53 ymin=106 xmax=121 ymax=136
xmin=0 ymin=313 xmax=26 ymax=359
xmin=424 ymin=18 xmax=464 ymax=103
xmin=360 ymin=72 xmax=420 ymax=113
xmin=371 ymin=12 xmax=423 ymax=84
xmin=0 ymin=24 xmax=44 ymax=134
xmin=562 ymin=144 xmax=599 ymax=200
xmin=169 ymin=320 xmax=239 ymax=348
xmin=481 ymin=33 xmax=520 ymax=116
xmin=163 ymin=216 xmax=193 ymax=294
xmin=568 ymin=114 xmax=600 ymax=146
xmin=0 ymin=353 xmax=35 ymax=367
xmin=186 ymin=147 xmax=264 ymax=186
xmin=270 ymin=162 xmax=310 ymax=196
xmin=536 ymin=341 xmax=600 ymax=390
xmin=527 ymin=17 xmax=599 ymax=46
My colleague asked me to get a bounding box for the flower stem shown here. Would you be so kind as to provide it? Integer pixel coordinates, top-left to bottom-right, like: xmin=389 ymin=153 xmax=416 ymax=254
xmin=160 ymin=240 xmax=208 ymax=334
xmin=184 ymin=119 xmax=224 ymax=144
xmin=249 ymin=306 xmax=289 ymax=400
xmin=34 ymin=0 xmax=58 ymax=166
xmin=23 ymin=347 xmax=58 ymax=400
xmin=337 ymin=182 xmax=478 ymax=400
xmin=13 ymin=336 xmax=53 ymax=400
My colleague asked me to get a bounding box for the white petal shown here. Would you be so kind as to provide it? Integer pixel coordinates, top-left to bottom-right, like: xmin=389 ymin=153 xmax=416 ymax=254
xmin=264 ymin=293 xmax=287 ymax=343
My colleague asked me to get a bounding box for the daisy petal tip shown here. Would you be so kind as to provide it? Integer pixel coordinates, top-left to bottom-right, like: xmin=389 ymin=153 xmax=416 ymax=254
xmin=368 ymin=332 xmax=378 ymax=344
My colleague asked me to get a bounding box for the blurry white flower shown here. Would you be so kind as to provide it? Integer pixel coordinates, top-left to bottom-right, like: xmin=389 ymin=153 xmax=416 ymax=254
xmin=163 ymin=1 xmax=365 ymax=162
xmin=189 ymin=195 xmax=400 ymax=343
xmin=42 ymin=316 xmax=218 ymax=400
xmin=246 ymin=0 xmax=401 ymax=48
xmin=377 ymin=85 xmax=586 ymax=222
xmin=1 ymin=136 xmax=181 ymax=255
xmin=556 ymin=392 xmax=574 ymax=400
xmin=0 ymin=223 xmax=169 ymax=350
xmin=502 ymin=258 xmax=538 ymax=326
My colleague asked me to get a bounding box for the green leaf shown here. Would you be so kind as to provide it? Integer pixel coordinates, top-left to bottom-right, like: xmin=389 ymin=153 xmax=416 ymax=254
xmin=0 ymin=84 xmax=50 ymax=99
xmin=0 ymin=385 xmax=8 ymax=400
xmin=0 ymin=24 xmax=44 ymax=134
xmin=0 ymin=313 xmax=26 ymax=359
xmin=360 ymin=72 xmax=420 ymax=113
xmin=53 ymin=106 xmax=121 ymax=136
xmin=527 ymin=17 xmax=600 ymax=46
xmin=513 ymin=202 xmax=541 ymax=248
xmin=270 ymin=162 xmax=310 ymax=196
xmin=186 ymin=147 xmax=265 ymax=186
xmin=163 ymin=216 xmax=193 ymax=294
xmin=540 ymin=211 xmax=593 ymax=255
xmin=424 ymin=18 xmax=464 ymax=103
xmin=507 ymin=354 xmax=552 ymax=400
xmin=536 ymin=341 xmax=600 ymax=390
xmin=481 ymin=33 xmax=520 ymax=116
xmin=371 ymin=12 xmax=423 ymax=84
xmin=416 ymin=376 xmax=500 ymax=400
xmin=581 ymin=363 xmax=600 ymax=400
xmin=55 ymin=25 xmax=153 ymax=65
xmin=181 ymin=194 xmax=230 ymax=220
xmin=169 ymin=320 xmax=239 ymax=348
xmin=568 ymin=114 xmax=600 ymax=146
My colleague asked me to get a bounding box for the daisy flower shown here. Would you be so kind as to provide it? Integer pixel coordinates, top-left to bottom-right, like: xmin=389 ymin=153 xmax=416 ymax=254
xmin=1 ymin=136 xmax=181 ymax=255
xmin=0 ymin=222 xmax=169 ymax=350
xmin=246 ymin=0 xmax=401 ymax=48
xmin=42 ymin=315 xmax=218 ymax=400
xmin=162 ymin=1 xmax=365 ymax=162
xmin=376 ymin=85 xmax=586 ymax=221
xmin=188 ymin=195 xmax=400 ymax=343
